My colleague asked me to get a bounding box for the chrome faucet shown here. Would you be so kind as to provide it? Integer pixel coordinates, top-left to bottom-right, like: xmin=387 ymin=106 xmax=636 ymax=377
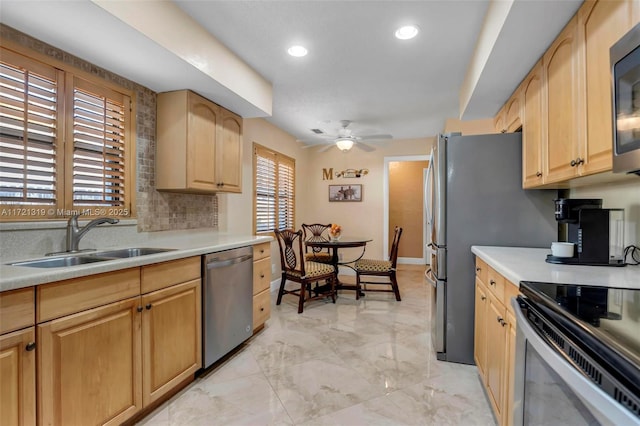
xmin=66 ymin=214 xmax=119 ymax=253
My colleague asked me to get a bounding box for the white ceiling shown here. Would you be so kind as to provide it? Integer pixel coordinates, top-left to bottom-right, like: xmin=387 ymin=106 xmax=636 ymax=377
xmin=1 ymin=0 xmax=583 ymax=146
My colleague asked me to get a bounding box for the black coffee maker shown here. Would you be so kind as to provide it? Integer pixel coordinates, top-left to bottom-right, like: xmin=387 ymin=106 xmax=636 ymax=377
xmin=547 ymin=198 xmax=625 ymax=266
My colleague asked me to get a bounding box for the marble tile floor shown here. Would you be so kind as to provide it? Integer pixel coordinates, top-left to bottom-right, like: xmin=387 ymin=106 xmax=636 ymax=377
xmin=138 ymin=265 xmax=496 ymax=426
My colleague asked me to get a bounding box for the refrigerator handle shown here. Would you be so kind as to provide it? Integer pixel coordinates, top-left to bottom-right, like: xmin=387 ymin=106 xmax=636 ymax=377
xmin=424 ymin=267 xmax=437 ymax=288
xmin=425 ymin=148 xmax=434 ymax=226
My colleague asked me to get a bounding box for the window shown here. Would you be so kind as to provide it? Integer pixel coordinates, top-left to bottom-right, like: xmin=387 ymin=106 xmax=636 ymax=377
xmin=253 ymin=143 xmax=295 ymax=233
xmin=0 ymin=47 xmax=134 ymax=220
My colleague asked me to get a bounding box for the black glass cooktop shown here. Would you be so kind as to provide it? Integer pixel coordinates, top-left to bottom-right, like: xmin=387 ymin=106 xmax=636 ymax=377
xmin=520 ymin=281 xmax=640 ymax=369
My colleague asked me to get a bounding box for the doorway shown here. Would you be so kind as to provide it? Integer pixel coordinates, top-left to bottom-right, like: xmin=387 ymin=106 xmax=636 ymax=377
xmin=383 ymin=155 xmax=430 ymax=264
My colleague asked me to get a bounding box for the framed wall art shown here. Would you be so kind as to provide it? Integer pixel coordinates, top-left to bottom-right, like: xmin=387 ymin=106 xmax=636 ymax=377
xmin=329 ymin=184 xmax=362 ymax=202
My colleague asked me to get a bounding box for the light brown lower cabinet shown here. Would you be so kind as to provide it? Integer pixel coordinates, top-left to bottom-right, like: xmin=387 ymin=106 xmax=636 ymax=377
xmin=0 ymin=327 xmax=36 ymax=426
xmin=38 ymin=297 xmax=142 ymax=426
xmin=142 ymin=279 xmax=201 ymax=407
xmin=36 ymin=257 xmax=202 ymax=426
xmin=474 ymin=257 xmax=519 ymax=426
xmin=252 ymin=243 xmax=271 ymax=332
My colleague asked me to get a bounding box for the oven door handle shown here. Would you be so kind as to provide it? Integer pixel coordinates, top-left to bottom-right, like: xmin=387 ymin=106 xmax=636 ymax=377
xmin=511 ymin=298 xmax=639 ymax=426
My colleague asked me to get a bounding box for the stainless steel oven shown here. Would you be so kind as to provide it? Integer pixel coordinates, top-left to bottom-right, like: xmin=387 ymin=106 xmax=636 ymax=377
xmin=512 ymin=282 xmax=640 ymax=425
xmin=611 ymin=22 xmax=640 ymax=175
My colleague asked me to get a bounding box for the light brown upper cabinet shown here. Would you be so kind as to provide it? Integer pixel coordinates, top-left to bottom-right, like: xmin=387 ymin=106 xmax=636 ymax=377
xmin=156 ymin=90 xmax=243 ymax=194
xmin=494 ymin=104 xmax=507 ymax=133
xmin=522 ymin=60 xmax=545 ymax=188
xmin=578 ymin=0 xmax=639 ymax=176
xmin=494 ymin=86 xmax=522 ymax=134
xmin=505 ymin=87 xmax=523 ymax=133
xmin=543 ymin=15 xmax=583 ymax=184
xmin=218 ymin=110 xmax=244 ymax=193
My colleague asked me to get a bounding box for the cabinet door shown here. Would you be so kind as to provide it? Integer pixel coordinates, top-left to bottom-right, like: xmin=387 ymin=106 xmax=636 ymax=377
xmin=522 ymin=61 xmax=545 ymax=188
xmin=474 ymin=278 xmax=488 ymax=379
xmin=187 ymin=91 xmax=220 ymax=191
xmin=38 ymin=298 xmax=142 ymax=426
xmin=217 ymin=110 xmax=243 ymax=193
xmin=485 ymin=291 xmax=507 ymax=420
xmin=141 ymin=279 xmax=201 ymax=407
xmin=0 ymin=327 xmax=35 ymax=426
xmin=505 ymin=89 xmax=522 ymax=133
xmin=494 ymin=105 xmax=507 ymax=133
xmin=579 ymin=0 xmax=638 ymax=175
xmin=543 ymin=16 xmax=581 ymax=183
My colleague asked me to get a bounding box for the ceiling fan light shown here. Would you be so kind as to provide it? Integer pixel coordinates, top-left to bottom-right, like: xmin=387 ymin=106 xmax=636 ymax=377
xmin=395 ymin=25 xmax=419 ymax=40
xmin=335 ymin=138 xmax=354 ymax=152
xmin=287 ymin=45 xmax=308 ymax=57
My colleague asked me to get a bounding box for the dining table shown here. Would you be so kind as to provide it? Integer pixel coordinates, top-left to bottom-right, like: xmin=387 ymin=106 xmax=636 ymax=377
xmin=305 ymin=236 xmax=372 ymax=296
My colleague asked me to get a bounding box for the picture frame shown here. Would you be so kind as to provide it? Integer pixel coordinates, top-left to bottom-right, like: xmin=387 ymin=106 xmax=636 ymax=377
xmin=329 ymin=184 xmax=362 ymax=202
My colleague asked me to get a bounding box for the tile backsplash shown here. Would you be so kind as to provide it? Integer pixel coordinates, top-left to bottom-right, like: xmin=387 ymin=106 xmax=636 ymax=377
xmin=1 ymin=25 xmax=219 ymax=232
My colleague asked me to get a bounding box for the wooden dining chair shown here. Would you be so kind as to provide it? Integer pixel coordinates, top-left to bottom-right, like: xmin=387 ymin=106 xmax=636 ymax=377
xmin=354 ymin=226 xmax=403 ymax=301
xmin=301 ymin=223 xmax=333 ymax=264
xmin=275 ymin=228 xmax=337 ymax=313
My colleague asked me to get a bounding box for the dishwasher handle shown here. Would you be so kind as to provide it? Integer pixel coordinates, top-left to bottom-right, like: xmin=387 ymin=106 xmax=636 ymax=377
xmin=206 ymin=254 xmax=253 ymax=269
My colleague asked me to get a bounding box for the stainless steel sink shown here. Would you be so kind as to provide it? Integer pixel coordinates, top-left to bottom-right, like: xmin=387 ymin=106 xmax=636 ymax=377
xmin=8 ymin=247 xmax=176 ymax=268
xmin=9 ymin=255 xmax=111 ymax=268
xmin=93 ymin=248 xmax=176 ymax=258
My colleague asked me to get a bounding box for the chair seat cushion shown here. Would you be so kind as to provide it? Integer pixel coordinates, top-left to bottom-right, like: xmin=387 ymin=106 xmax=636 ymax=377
xmin=287 ymin=261 xmax=335 ymax=279
xmin=305 ymin=252 xmax=332 ymax=262
xmin=355 ymin=258 xmax=393 ymax=272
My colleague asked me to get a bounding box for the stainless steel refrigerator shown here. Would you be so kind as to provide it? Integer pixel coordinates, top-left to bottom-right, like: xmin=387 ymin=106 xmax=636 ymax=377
xmin=425 ymin=132 xmax=557 ymax=364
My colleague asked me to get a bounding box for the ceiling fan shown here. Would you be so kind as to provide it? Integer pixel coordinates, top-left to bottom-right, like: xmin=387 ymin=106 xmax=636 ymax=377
xmin=303 ymin=120 xmax=393 ymax=152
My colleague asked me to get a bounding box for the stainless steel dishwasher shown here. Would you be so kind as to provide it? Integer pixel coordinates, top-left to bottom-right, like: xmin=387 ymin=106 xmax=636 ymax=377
xmin=203 ymin=246 xmax=253 ymax=368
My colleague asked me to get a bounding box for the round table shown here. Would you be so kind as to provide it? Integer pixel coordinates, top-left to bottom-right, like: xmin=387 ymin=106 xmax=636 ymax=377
xmin=305 ymin=236 xmax=372 ymax=295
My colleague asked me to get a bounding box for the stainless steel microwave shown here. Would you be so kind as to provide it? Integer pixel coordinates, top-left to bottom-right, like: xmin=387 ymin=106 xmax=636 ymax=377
xmin=611 ymin=23 xmax=640 ymax=176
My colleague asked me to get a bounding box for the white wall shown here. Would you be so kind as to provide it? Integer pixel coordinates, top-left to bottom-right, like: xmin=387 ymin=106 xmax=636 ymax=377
xmin=300 ymin=138 xmax=431 ymax=261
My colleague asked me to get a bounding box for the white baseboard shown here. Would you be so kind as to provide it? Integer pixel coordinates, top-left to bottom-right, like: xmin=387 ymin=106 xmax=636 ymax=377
xmin=398 ymin=257 xmax=428 ymax=265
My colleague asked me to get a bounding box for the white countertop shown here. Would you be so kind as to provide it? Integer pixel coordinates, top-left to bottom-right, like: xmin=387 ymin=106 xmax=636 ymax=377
xmin=0 ymin=230 xmax=273 ymax=292
xmin=471 ymin=246 xmax=640 ymax=290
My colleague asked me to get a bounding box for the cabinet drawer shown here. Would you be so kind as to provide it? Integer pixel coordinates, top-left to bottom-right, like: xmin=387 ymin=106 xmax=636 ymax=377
xmin=486 ymin=266 xmax=505 ymax=302
xmin=0 ymin=287 xmax=35 ymax=334
xmin=37 ymin=268 xmax=140 ymax=323
xmin=253 ymin=289 xmax=270 ymax=331
xmin=475 ymin=258 xmax=488 ymax=284
xmin=141 ymin=256 xmax=200 ymax=294
xmin=253 ymin=258 xmax=271 ymax=294
xmin=253 ymin=243 xmax=270 ymax=261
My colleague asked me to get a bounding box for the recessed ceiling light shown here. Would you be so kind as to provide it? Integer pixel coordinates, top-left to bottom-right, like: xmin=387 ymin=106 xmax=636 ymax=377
xmin=287 ymin=45 xmax=308 ymax=57
xmin=395 ymin=25 xmax=419 ymax=40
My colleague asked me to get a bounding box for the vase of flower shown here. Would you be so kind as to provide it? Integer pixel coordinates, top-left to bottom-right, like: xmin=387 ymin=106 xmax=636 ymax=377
xmin=329 ymin=224 xmax=342 ymax=241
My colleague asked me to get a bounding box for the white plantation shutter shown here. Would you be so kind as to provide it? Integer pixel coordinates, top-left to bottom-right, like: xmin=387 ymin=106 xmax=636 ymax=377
xmin=0 ymin=47 xmax=134 ymax=221
xmin=254 ymin=144 xmax=295 ymax=233
xmin=278 ymin=157 xmax=295 ymax=230
xmin=255 ymin=147 xmax=276 ymax=232
xmin=0 ymin=50 xmax=62 ymax=213
xmin=70 ymin=78 xmax=130 ymax=208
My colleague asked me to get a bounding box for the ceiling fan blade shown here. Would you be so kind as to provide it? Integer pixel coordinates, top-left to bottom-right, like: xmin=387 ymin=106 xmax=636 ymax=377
xmin=355 ymin=142 xmax=375 ymax=152
xmin=318 ymin=144 xmax=335 ymax=152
